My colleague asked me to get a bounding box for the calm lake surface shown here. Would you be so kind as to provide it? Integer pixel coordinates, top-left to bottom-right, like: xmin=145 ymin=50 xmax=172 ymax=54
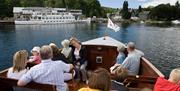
xmin=0 ymin=23 xmax=180 ymax=77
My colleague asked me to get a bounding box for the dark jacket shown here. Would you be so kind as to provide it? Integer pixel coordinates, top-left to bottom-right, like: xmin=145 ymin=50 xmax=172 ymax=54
xmin=111 ymin=80 xmax=129 ymax=91
xmin=71 ymin=45 xmax=87 ymax=65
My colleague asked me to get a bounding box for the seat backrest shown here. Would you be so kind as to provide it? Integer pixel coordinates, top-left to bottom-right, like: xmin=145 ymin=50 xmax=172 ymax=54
xmin=0 ymin=76 xmax=56 ymax=91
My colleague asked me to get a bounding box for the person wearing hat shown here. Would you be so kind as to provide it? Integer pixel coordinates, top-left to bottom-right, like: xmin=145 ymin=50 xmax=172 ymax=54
xmin=29 ymin=46 xmax=41 ymax=64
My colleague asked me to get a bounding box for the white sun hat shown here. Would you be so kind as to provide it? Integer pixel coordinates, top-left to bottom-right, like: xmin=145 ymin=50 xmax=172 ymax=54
xmin=31 ymin=46 xmax=40 ymax=53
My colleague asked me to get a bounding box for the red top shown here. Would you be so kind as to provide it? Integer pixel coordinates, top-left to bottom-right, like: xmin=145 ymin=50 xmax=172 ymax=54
xmin=154 ymin=77 xmax=180 ymax=91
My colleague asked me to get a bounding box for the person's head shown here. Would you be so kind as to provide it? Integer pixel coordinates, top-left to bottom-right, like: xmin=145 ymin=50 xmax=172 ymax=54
xmin=168 ymin=68 xmax=180 ymax=85
xmin=70 ymin=37 xmax=81 ymax=48
xmin=13 ymin=50 xmax=28 ymax=72
xmin=113 ymin=67 xmax=128 ymax=82
xmin=88 ymin=68 xmax=111 ymax=91
xmin=61 ymin=39 xmax=70 ymax=48
xmin=49 ymin=43 xmax=59 ymax=57
xmin=127 ymin=42 xmax=135 ymax=52
xmin=117 ymin=44 xmax=125 ymax=53
xmin=40 ymin=45 xmax=53 ymax=60
xmin=31 ymin=46 xmax=40 ymax=56
xmin=140 ymin=88 xmax=153 ymax=91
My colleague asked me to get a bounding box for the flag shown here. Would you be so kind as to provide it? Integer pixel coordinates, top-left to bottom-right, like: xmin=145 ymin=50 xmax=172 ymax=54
xmin=107 ymin=18 xmax=120 ymax=32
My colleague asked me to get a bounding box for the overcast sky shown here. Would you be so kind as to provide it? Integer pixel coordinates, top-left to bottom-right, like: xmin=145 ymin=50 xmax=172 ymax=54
xmin=99 ymin=0 xmax=180 ymax=8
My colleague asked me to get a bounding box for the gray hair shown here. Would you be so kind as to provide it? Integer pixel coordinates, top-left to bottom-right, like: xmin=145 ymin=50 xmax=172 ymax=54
xmin=40 ymin=45 xmax=53 ymax=60
xmin=61 ymin=39 xmax=70 ymax=48
xmin=127 ymin=42 xmax=135 ymax=50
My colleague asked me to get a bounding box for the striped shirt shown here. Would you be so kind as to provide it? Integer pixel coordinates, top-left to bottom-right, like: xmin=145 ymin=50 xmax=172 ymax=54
xmin=19 ymin=59 xmax=70 ymax=91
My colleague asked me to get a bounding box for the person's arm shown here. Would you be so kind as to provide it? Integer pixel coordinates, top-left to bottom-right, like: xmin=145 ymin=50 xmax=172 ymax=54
xmin=121 ymin=57 xmax=130 ymax=69
xmin=79 ymin=46 xmax=87 ymax=64
xmin=60 ymin=61 xmax=74 ymax=72
xmin=17 ymin=80 xmax=28 ymax=86
xmin=17 ymin=69 xmax=33 ymax=86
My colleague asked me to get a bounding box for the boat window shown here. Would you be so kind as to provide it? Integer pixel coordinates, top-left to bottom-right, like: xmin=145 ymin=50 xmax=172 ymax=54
xmin=60 ymin=17 xmax=62 ymax=19
xmin=53 ymin=17 xmax=55 ymax=19
xmin=49 ymin=17 xmax=52 ymax=19
xmin=46 ymin=17 xmax=48 ymax=19
xmin=42 ymin=17 xmax=44 ymax=19
xmin=56 ymin=17 xmax=58 ymax=19
xmin=38 ymin=17 xmax=41 ymax=20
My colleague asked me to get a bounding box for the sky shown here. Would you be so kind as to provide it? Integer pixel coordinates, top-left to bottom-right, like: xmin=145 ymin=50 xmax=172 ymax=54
xmin=99 ymin=0 xmax=180 ymax=8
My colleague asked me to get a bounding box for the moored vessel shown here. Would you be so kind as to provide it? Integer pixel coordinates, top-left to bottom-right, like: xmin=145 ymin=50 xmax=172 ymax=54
xmin=13 ymin=7 xmax=91 ymax=25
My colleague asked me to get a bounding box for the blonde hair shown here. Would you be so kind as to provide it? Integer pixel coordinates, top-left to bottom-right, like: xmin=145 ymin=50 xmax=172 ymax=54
xmin=40 ymin=45 xmax=53 ymax=60
xmin=69 ymin=37 xmax=81 ymax=45
xmin=117 ymin=45 xmax=125 ymax=52
xmin=88 ymin=68 xmax=111 ymax=91
xmin=61 ymin=39 xmax=70 ymax=48
xmin=13 ymin=50 xmax=28 ymax=72
xmin=114 ymin=67 xmax=128 ymax=82
xmin=169 ymin=68 xmax=180 ymax=83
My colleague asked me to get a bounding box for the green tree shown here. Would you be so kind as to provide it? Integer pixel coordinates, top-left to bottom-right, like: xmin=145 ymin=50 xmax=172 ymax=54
xmin=149 ymin=4 xmax=178 ymax=21
xmin=138 ymin=5 xmax=142 ymax=12
xmin=175 ymin=1 xmax=179 ymax=8
xmin=121 ymin=0 xmax=131 ymax=19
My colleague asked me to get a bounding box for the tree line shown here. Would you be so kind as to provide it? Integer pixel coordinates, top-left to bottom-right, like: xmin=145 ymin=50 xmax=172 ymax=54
xmin=149 ymin=1 xmax=180 ymax=21
xmin=0 ymin=0 xmax=109 ymax=19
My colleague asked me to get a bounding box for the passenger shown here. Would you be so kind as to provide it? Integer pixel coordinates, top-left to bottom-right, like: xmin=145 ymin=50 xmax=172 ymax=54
xmin=140 ymin=88 xmax=152 ymax=91
xmin=110 ymin=44 xmax=126 ymax=74
xmin=121 ymin=42 xmax=144 ymax=75
xmin=78 ymin=68 xmax=111 ymax=91
xmin=111 ymin=67 xmax=129 ymax=91
xmin=70 ymin=37 xmax=87 ymax=81
xmin=154 ymin=68 xmax=180 ymax=91
xmin=61 ymin=39 xmax=73 ymax=63
xmin=116 ymin=44 xmax=126 ymax=64
xmin=50 ymin=43 xmax=75 ymax=81
xmin=17 ymin=45 xmax=74 ymax=91
xmin=28 ymin=46 xmax=41 ymax=64
xmin=7 ymin=50 xmax=28 ymax=79
xmin=49 ymin=43 xmax=66 ymax=61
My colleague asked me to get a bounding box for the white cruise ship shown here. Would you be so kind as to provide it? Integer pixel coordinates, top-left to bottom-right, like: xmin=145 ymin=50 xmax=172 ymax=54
xmin=13 ymin=7 xmax=91 ymax=25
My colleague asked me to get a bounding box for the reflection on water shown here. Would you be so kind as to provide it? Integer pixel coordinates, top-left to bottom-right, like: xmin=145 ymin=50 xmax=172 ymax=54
xmin=0 ymin=23 xmax=180 ymax=77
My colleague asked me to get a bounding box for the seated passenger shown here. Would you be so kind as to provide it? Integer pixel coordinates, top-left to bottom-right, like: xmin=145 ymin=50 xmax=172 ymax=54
xmin=78 ymin=68 xmax=111 ymax=91
xmin=154 ymin=68 xmax=180 ymax=91
xmin=17 ymin=45 xmax=74 ymax=91
xmin=116 ymin=44 xmax=126 ymax=64
xmin=49 ymin=43 xmax=66 ymax=61
xmin=121 ymin=42 xmax=144 ymax=75
xmin=7 ymin=50 xmax=28 ymax=79
xmin=28 ymin=46 xmax=41 ymax=64
xmin=50 ymin=43 xmax=75 ymax=81
xmin=70 ymin=37 xmax=87 ymax=81
xmin=111 ymin=67 xmax=129 ymax=91
xmin=61 ymin=39 xmax=73 ymax=63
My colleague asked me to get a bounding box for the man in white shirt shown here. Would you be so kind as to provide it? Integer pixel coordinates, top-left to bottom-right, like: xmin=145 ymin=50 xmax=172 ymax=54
xmin=17 ymin=45 xmax=74 ymax=91
xmin=121 ymin=42 xmax=144 ymax=75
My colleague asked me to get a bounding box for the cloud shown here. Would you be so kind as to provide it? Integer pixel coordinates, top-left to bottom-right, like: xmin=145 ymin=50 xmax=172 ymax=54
xmin=143 ymin=0 xmax=180 ymax=7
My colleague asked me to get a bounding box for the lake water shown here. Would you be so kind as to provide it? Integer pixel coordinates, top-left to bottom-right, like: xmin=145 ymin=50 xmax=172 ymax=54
xmin=0 ymin=23 xmax=180 ymax=77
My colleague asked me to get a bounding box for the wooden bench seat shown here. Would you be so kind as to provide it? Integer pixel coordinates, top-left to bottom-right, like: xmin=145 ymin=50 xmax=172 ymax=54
xmin=0 ymin=76 xmax=56 ymax=91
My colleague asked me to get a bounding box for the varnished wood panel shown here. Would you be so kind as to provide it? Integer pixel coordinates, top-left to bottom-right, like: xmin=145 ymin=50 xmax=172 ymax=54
xmin=84 ymin=45 xmax=118 ymax=71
